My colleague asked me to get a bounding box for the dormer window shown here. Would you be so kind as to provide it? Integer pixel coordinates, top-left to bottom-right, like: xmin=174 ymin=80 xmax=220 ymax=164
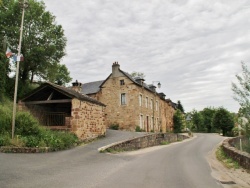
xmin=120 ymin=79 xmax=125 ymax=85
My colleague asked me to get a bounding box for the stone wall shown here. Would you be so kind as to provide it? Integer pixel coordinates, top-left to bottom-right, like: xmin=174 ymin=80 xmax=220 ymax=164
xmin=222 ymin=136 xmax=250 ymax=170
xmin=71 ymin=98 xmax=106 ymax=140
xmin=100 ymin=133 xmax=189 ymax=152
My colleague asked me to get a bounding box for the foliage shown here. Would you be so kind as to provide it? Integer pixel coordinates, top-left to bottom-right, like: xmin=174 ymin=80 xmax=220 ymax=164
xmin=0 ymin=102 xmax=79 ymax=150
xmin=212 ymin=107 xmax=234 ymax=136
xmin=200 ymin=107 xmax=217 ymax=133
xmin=176 ymin=100 xmax=185 ymax=113
xmin=130 ymin=71 xmax=145 ymax=79
xmin=216 ymin=146 xmax=239 ymax=169
xmin=135 ymin=125 xmax=142 ymax=132
xmin=109 ymin=124 xmax=119 ymax=130
xmin=191 ymin=110 xmax=205 ymax=132
xmin=173 ymin=109 xmax=183 ymax=133
xmin=232 ymin=62 xmax=250 ymax=138
xmin=0 ymin=0 xmax=71 ymax=99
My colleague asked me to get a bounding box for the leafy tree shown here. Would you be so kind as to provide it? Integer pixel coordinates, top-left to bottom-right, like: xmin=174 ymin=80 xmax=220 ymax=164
xmin=232 ymin=62 xmax=250 ymax=137
xmin=130 ymin=71 xmax=145 ymax=79
xmin=200 ymin=107 xmax=217 ymax=133
xmin=212 ymin=107 xmax=234 ymax=136
xmin=1 ymin=0 xmax=71 ymax=98
xmin=177 ymin=100 xmax=185 ymax=113
xmin=47 ymin=63 xmax=72 ymax=85
xmin=173 ymin=109 xmax=183 ymax=133
xmin=191 ymin=110 xmax=204 ymax=132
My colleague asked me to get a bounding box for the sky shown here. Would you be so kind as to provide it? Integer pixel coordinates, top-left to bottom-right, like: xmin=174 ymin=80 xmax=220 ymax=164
xmin=41 ymin=0 xmax=250 ymax=113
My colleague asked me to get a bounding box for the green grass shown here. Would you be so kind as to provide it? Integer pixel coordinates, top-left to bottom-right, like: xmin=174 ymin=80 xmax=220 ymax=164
xmin=216 ymin=146 xmax=240 ymax=169
xmin=160 ymin=141 xmax=169 ymax=145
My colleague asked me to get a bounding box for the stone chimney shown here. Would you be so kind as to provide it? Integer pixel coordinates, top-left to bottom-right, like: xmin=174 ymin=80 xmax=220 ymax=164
xmin=72 ymin=80 xmax=82 ymax=92
xmin=112 ymin=61 xmax=120 ymax=77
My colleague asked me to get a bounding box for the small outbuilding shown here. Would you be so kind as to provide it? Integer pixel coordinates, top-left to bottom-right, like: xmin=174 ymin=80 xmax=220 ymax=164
xmin=18 ymin=81 xmax=106 ymax=140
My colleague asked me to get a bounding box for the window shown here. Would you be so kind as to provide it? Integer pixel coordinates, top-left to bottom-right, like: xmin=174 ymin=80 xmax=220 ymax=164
xmin=121 ymin=93 xmax=126 ymax=105
xmin=150 ymin=99 xmax=153 ymax=109
xmin=139 ymin=94 xmax=142 ymax=106
xmin=120 ymin=79 xmax=125 ymax=85
xmin=145 ymin=97 xmax=148 ymax=108
xmin=156 ymin=101 xmax=158 ymax=111
xmin=140 ymin=114 xmax=144 ymax=129
xmin=151 ymin=116 xmax=154 ymax=131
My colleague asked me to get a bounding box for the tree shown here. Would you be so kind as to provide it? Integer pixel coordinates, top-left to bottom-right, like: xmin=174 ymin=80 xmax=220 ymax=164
xmin=232 ymin=62 xmax=250 ymax=108
xmin=173 ymin=110 xmax=184 ymax=133
xmin=212 ymin=107 xmax=234 ymax=136
xmin=177 ymin=100 xmax=185 ymax=113
xmin=191 ymin=110 xmax=204 ymax=132
xmin=0 ymin=0 xmax=71 ymax=93
xmin=47 ymin=64 xmax=72 ymax=85
xmin=130 ymin=71 xmax=145 ymax=79
xmin=232 ymin=62 xmax=250 ymax=137
xmin=200 ymin=107 xmax=217 ymax=133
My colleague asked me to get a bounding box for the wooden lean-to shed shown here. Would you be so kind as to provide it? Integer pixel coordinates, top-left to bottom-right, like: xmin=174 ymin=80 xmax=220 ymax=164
xmin=18 ymin=82 xmax=106 ymax=140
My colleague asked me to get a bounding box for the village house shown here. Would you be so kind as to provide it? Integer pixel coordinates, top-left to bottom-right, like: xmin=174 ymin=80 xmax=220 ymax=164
xmin=81 ymin=62 xmax=176 ymax=132
xmin=18 ymin=82 xmax=106 ymax=140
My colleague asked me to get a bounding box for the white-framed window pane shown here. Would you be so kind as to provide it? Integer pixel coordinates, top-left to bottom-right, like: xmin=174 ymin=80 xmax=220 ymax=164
xmin=139 ymin=94 xmax=142 ymax=106
xmin=145 ymin=97 xmax=148 ymax=108
xmin=121 ymin=93 xmax=126 ymax=105
xmin=140 ymin=114 xmax=144 ymax=129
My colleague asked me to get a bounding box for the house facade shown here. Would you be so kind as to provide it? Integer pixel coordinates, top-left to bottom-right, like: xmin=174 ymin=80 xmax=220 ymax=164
xmin=81 ymin=62 xmax=176 ymax=132
xmin=19 ymin=82 xmax=106 ymax=140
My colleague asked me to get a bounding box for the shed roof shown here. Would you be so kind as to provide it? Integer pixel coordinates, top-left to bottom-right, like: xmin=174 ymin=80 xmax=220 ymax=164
xmin=21 ymin=82 xmax=105 ymax=106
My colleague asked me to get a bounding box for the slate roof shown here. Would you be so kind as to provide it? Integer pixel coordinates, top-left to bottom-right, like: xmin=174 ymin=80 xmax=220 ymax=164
xmin=81 ymin=80 xmax=104 ymax=95
xmin=21 ymin=82 xmax=106 ymax=106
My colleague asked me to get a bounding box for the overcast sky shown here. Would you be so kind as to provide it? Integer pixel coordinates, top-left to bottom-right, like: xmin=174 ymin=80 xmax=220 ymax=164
xmin=42 ymin=0 xmax=250 ymax=113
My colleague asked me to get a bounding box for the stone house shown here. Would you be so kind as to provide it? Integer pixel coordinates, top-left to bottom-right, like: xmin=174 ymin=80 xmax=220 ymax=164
xmin=81 ymin=62 xmax=176 ymax=132
xmin=18 ymin=82 xmax=106 ymax=140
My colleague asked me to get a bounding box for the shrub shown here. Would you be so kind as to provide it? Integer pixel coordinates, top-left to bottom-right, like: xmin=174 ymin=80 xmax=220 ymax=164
xmin=15 ymin=111 xmax=41 ymax=136
xmin=109 ymin=124 xmax=119 ymax=130
xmin=0 ymin=105 xmax=12 ymax=134
xmin=0 ymin=133 xmax=11 ymax=146
xmin=135 ymin=126 xmax=141 ymax=132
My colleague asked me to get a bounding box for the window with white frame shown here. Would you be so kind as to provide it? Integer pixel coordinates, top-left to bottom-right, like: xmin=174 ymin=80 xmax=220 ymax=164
xmin=145 ymin=97 xmax=148 ymax=108
xmin=150 ymin=99 xmax=153 ymax=109
xmin=140 ymin=114 xmax=144 ymax=129
xmin=151 ymin=116 xmax=154 ymax=131
xmin=121 ymin=93 xmax=126 ymax=105
xmin=139 ymin=94 xmax=142 ymax=106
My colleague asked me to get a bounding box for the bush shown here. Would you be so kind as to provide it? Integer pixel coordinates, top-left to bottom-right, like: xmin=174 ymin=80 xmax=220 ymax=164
xmin=0 ymin=105 xmax=12 ymax=134
xmin=0 ymin=133 xmax=11 ymax=146
xmin=109 ymin=124 xmax=119 ymax=130
xmin=135 ymin=126 xmax=141 ymax=132
xmin=15 ymin=111 xmax=41 ymax=136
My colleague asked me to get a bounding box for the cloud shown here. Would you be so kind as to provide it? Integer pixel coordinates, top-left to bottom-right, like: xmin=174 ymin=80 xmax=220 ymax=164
xmin=42 ymin=0 xmax=250 ymax=112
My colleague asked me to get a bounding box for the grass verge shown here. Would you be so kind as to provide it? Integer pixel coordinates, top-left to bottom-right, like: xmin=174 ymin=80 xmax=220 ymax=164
xmin=216 ymin=146 xmax=240 ymax=169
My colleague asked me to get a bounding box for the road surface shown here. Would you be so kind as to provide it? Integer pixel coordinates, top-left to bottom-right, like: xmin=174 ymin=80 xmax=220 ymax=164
xmin=0 ymin=131 xmax=225 ymax=188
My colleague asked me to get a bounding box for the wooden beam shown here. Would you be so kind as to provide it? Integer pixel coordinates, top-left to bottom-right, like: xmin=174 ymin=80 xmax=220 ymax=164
xmin=24 ymin=99 xmax=72 ymax=105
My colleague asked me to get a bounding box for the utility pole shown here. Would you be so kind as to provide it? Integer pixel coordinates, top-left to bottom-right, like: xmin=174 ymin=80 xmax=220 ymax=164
xmin=11 ymin=0 xmax=28 ymax=139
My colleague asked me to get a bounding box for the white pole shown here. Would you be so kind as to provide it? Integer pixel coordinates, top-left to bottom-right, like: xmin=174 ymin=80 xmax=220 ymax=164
xmin=11 ymin=0 xmax=26 ymax=139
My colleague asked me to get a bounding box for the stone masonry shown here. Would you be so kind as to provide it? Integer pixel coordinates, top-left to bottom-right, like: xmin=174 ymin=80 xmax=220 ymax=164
xmin=71 ymin=98 xmax=106 ymax=140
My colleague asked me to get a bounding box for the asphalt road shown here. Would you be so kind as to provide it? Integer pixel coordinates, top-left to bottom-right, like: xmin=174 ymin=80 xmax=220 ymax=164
xmin=0 ymin=131 xmax=225 ymax=188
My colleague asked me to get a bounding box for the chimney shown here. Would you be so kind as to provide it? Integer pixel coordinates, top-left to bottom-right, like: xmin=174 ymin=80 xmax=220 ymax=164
xmin=112 ymin=61 xmax=120 ymax=77
xmin=72 ymin=80 xmax=82 ymax=92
